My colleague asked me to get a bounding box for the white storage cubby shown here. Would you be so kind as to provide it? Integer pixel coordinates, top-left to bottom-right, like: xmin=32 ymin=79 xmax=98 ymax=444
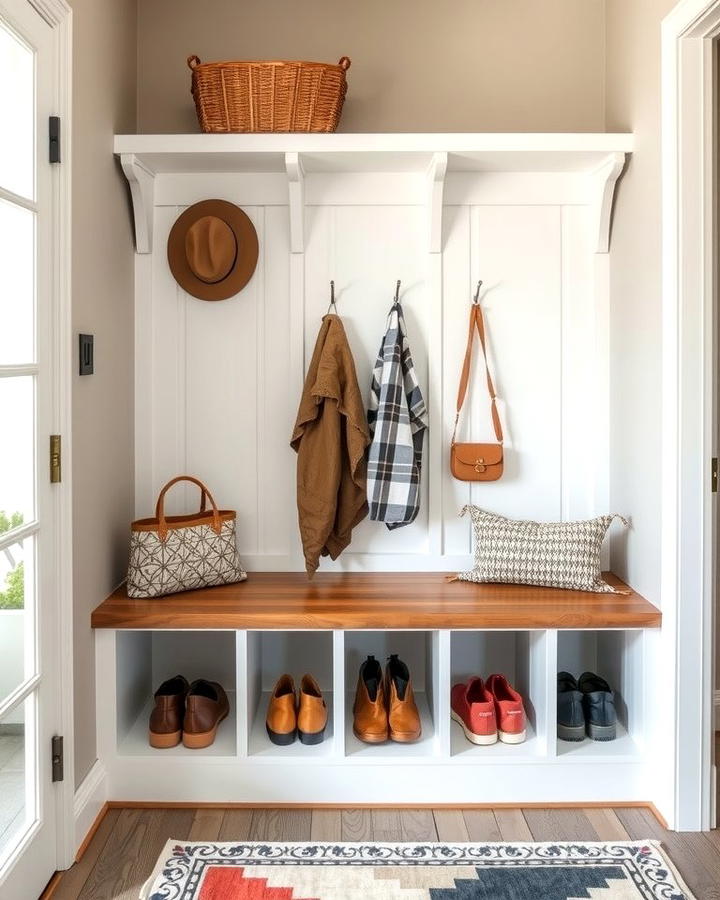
xmin=556 ymin=630 xmax=644 ymax=760
xmin=95 ymin=618 xmax=653 ymax=804
xmin=245 ymin=630 xmax=335 ymax=759
xmin=114 ymin=630 xmax=237 ymax=758
xmin=343 ymin=631 xmax=441 ymax=760
xmin=449 ymin=630 xmax=549 ymax=759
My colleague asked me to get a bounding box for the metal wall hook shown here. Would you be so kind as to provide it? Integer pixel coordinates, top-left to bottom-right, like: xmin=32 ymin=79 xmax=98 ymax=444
xmin=473 ymin=280 xmax=483 ymax=304
xmin=326 ymin=280 xmax=337 ymax=315
xmin=394 ymin=280 xmax=401 ymax=303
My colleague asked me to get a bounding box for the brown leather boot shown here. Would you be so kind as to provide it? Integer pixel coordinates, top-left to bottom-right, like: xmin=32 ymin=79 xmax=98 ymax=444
xmin=266 ymin=674 xmax=297 ymax=745
xmin=182 ymin=679 xmax=229 ymax=749
xmin=353 ymin=655 xmax=388 ymax=743
xmin=149 ymin=675 xmax=189 ymax=748
xmin=298 ymin=674 xmax=328 ymax=745
xmin=385 ymin=655 xmax=421 ymax=743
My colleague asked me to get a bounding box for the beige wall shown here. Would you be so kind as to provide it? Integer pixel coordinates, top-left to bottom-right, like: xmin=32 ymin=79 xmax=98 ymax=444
xmin=137 ymin=0 xmax=606 ymax=133
xmin=604 ymin=0 xmax=675 ymax=609
xmin=70 ymin=0 xmax=137 ymax=786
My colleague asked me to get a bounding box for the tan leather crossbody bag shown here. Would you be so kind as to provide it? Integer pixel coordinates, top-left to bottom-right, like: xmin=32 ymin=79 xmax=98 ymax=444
xmin=450 ymin=291 xmax=504 ymax=481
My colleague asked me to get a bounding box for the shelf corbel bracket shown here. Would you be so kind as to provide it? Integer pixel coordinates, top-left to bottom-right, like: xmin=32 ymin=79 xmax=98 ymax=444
xmin=285 ymin=152 xmax=305 ymax=254
xmin=589 ymin=151 xmax=626 ymax=254
xmin=119 ymin=153 xmax=155 ymax=255
xmin=426 ymin=151 xmax=448 ymax=254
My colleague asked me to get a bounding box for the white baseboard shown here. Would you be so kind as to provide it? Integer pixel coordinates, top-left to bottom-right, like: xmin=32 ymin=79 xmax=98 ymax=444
xmin=73 ymin=760 xmax=107 ymax=856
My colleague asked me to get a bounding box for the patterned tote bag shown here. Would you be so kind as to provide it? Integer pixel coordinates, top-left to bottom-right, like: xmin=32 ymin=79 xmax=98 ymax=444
xmin=127 ymin=475 xmax=247 ymax=598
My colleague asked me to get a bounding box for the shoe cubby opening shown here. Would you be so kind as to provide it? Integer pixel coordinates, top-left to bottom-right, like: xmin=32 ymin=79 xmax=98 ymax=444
xmin=449 ymin=630 xmax=547 ymax=759
xmin=245 ymin=630 xmax=335 ymax=758
xmin=344 ymin=630 xmax=440 ymax=759
xmin=555 ymin=629 xmax=643 ymax=758
xmin=115 ymin=630 xmax=237 ymax=757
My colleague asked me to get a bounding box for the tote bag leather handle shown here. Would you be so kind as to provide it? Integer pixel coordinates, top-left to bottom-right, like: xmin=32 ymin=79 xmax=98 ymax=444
xmin=155 ymin=475 xmax=222 ymax=540
xmin=452 ymin=300 xmax=503 ymax=446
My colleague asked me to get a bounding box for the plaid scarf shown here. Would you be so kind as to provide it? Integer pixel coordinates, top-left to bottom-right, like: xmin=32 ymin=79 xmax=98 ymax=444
xmin=367 ymin=301 xmax=428 ymax=529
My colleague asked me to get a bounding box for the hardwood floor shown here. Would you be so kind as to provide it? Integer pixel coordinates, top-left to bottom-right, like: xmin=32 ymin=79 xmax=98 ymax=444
xmin=47 ymin=803 xmax=720 ymax=900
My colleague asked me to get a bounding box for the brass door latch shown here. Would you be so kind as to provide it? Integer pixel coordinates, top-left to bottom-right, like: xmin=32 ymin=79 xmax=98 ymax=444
xmin=50 ymin=435 xmax=61 ymax=484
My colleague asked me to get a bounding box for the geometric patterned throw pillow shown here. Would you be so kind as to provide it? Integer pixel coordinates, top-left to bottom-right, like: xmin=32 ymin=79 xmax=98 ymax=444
xmin=456 ymin=505 xmax=629 ymax=593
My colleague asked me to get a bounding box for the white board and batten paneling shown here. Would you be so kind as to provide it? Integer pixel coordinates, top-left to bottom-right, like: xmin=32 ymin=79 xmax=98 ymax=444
xmin=123 ymin=134 xmax=631 ymax=573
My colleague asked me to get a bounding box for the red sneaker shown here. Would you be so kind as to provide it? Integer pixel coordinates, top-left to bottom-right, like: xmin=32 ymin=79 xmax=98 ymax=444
xmin=450 ymin=677 xmax=498 ymax=745
xmin=486 ymin=673 xmax=526 ymax=744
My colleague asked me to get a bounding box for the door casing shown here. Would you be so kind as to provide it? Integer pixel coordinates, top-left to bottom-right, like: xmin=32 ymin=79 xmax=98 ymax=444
xmin=0 ymin=0 xmax=75 ymax=882
xmin=661 ymin=0 xmax=720 ymax=831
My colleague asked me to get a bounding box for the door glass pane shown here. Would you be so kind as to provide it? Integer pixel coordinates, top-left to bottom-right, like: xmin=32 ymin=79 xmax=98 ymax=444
xmin=0 ymin=198 xmax=35 ymax=364
xmin=0 ymin=20 xmax=34 ymax=200
xmin=0 ymin=534 xmax=34 ymax=708
xmin=0 ymin=377 xmax=35 ymax=526
xmin=0 ymin=697 xmax=30 ymax=862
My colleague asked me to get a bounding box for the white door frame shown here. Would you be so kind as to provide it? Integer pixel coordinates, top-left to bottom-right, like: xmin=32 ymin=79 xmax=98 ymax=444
xmin=42 ymin=0 xmax=75 ymax=870
xmin=661 ymin=0 xmax=720 ymax=831
xmin=20 ymin=0 xmax=74 ymax=873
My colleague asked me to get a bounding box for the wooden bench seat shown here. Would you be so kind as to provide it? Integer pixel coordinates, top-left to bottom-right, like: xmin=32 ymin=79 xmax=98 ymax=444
xmin=91 ymin=572 xmax=661 ymax=630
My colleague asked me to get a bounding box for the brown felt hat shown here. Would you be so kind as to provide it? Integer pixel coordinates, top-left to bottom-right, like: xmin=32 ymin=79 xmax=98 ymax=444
xmin=167 ymin=199 xmax=259 ymax=301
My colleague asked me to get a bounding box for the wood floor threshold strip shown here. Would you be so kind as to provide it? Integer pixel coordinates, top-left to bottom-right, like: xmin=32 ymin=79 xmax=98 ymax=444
xmin=92 ymin=572 xmax=661 ymax=630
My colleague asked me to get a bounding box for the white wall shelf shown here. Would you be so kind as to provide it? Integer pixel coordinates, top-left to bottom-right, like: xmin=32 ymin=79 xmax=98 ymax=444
xmin=115 ymin=132 xmax=632 ymax=256
xmin=114 ymin=132 xmax=633 ymax=174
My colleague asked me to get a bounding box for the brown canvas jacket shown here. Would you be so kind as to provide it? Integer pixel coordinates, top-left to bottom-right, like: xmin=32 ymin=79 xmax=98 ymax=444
xmin=290 ymin=314 xmax=370 ymax=577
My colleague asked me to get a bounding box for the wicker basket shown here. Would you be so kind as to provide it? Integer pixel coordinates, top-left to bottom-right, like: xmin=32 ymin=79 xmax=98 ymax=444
xmin=188 ymin=55 xmax=351 ymax=134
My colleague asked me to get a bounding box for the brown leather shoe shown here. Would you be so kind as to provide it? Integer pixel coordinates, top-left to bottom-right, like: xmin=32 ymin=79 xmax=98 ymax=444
xmin=266 ymin=674 xmax=297 ymax=745
xmin=182 ymin=679 xmax=229 ymax=749
xmin=353 ymin=655 xmax=388 ymax=743
xmin=385 ymin=655 xmax=421 ymax=743
xmin=298 ymin=674 xmax=328 ymax=745
xmin=149 ymin=675 xmax=189 ymax=749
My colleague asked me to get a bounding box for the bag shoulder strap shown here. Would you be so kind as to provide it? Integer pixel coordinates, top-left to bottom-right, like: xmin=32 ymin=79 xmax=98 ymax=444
xmin=452 ymin=300 xmax=503 ymax=445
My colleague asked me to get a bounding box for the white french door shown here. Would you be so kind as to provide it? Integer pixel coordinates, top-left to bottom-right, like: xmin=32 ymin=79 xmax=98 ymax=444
xmin=0 ymin=0 xmax=70 ymax=896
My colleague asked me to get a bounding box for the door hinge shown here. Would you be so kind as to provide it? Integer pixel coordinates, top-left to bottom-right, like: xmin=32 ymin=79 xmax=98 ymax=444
xmin=712 ymin=457 xmax=718 ymax=493
xmin=49 ymin=116 xmax=61 ymax=164
xmin=50 ymin=434 xmax=61 ymax=484
xmin=51 ymin=735 xmax=64 ymax=783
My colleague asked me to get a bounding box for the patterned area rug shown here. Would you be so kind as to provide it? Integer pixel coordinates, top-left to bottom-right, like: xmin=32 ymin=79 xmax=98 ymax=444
xmin=140 ymin=840 xmax=695 ymax=899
